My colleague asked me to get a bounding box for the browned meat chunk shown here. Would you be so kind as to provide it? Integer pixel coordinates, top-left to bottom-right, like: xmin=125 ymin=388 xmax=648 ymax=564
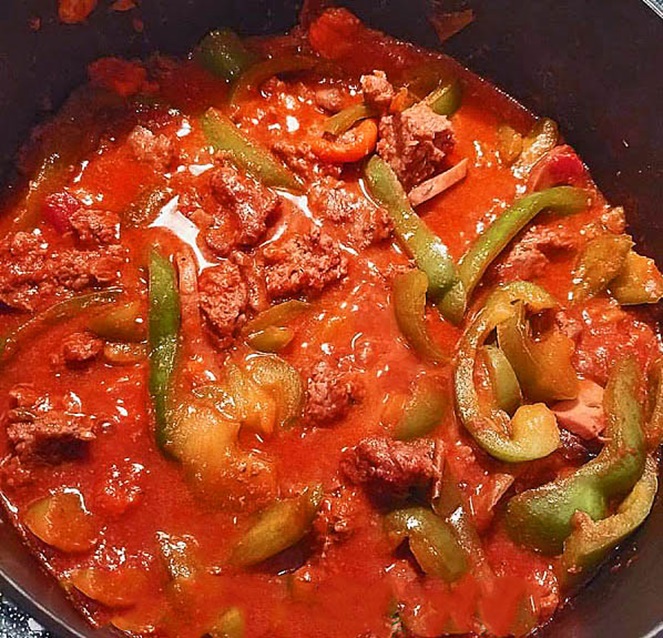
xmin=7 ymin=415 xmax=95 ymax=466
xmin=308 ymin=180 xmax=393 ymax=248
xmin=70 ymin=208 xmax=121 ymax=245
xmin=305 ymin=359 xmax=362 ymax=425
xmin=3 ymin=387 xmax=95 ymax=474
xmin=62 ymin=332 xmax=104 ymax=365
xmin=361 ymin=70 xmax=395 ymax=111
xmin=493 ymin=223 xmax=577 ymax=281
xmin=377 ymin=101 xmax=455 ymax=189
xmin=263 ymin=227 xmax=348 ymax=299
xmin=198 ymin=261 xmax=249 ymax=341
xmin=210 ymin=162 xmax=280 ymax=248
xmin=340 ymin=437 xmax=436 ymax=499
xmin=0 ymin=232 xmax=125 ymax=311
xmin=127 ymin=124 xmax=173 ymax=170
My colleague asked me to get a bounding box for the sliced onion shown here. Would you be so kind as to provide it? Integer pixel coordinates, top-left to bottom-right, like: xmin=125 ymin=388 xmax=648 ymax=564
xmin=408 ymin=158 xmax=469 ymax=207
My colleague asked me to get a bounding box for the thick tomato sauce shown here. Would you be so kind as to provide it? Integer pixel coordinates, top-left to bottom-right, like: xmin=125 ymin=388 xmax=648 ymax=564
xmin=0 ymin=7 xmax=660 ymax=638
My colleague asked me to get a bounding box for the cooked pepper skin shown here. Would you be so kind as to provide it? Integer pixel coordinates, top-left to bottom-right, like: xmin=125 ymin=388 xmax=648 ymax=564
xmin=323 ymin=103 xmax=379 ymax=136
xmin=392 ymin=269 xmax=447 ymax=363
xmin=425 ymin=79 xmax=462 ymax=116
xmin=148 ymin=250 xmax=181 ymax=452
xmin=230 ymin=486 xmax=322 ymax=567
xmin=384 ymin=506 xmax=468 ymax=582
xmin=201 ymin=108 xmax=302 ymax=192
xmin=505 ymin=357 xmax=647 ymax=554
xmin=479 ymin=345 xmax=522 ymax=416
xmin=197 ymin=29 xmax=256 ymax=81
xmin=364 ymin=156 xmax=460 ymax=309
xmin=454 ymin=281 xmax=561 ymax=463
xmin=497 ymin=304 xmax=578 ymax=402
xmin=560 ymin=455 xmax=657 ymax=582
xmin=572 ymin=234 xmax=633 ymax=302
xmin=393 ymin=375 xmax=448 ymax=441
xmin=610 ymin=250 xmax=663 ymax=305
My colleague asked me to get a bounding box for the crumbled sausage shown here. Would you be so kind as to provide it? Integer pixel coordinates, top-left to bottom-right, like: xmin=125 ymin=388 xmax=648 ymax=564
xmin=7 ymin=415 xmax=95 ymax=466
xmin=3 ymin=388 xmax=95 ymax=475
xmin=198 ymin=261 xmax=249 ymax=341
xmin=377 ymin=101 xmax=455 ymax=189
xmin=305 ymin=359 xmax=362 ymax=425
xmin=62 ymin=332 xmax=104 ymax=365
xmin=127 ymin=125 xmax=173 ymax=170
xmin=340 ymin=437 xmax=437 ymax=499
xmin=263 ymin=227 xmax=348 ymax=300
xmin=361 ymin=70 xmax=395 ymax=111
xmin=308 ymin=179 xmax=393 ymax=248
xmin=210 ymin=162 xmax=280 ymax=247
xmin=0 ymin=232 xmax=125 ymax=311
xmin=70 ymin=208 xmax=121 ymax=245
xmin=493 ymin=223 xmax=577 ymax=281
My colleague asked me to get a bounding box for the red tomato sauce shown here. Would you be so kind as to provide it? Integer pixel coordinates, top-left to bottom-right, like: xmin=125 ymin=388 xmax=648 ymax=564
xmin=0 ymin=7 xmax=661 ymax=638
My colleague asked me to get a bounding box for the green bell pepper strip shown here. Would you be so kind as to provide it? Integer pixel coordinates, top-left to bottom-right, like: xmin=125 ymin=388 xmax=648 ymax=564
xmin=505 ymin=356 xmax=647 ymax=555
xmin=393 ymin=269 xmax=447 ymax=363
xmin=572 ymin=234 xmax=633 ymax=302
xmin=230 ymin=486 xmax=322 ymax=567
xmin=560 ymin=455 xmax=657 ymax=582
xmin=201 ymin=108 xmax=302 ymax=192
xmin=432 ymin=467 xmax=492 ymax=579
xmin=479 ymin=345 xmax=522 ymax=416
xmin=148 ymin=250 xmax=181 ymax=451
xmin=393 ymin=376 xmax=448 ymax=441
xmin=496 ymin=303 xmax=579 ymax=402
xmin=246 ymin=326 xmax=294 ymax=353
xmin=424 ymin=79 xmax=462 ymax=117
xmin=364 ymin=156 xmax=460 ymax=309
xmin=441 ymin=186 xmax=589 ymax=320
xmin=384 ymin=506 xmax=468 ymax=582
xmin=454 ymin=281 xmax=561 ymax=463
xmin=242 ymin=300 xmax=310 ymax=336
xmin=230 ymin=55 xmax=319 ymax=104
xmin=88 ymin=300 xmax=145 ymax=343
xmin=0 ymin=289 xmax=121 ymax=363
xmin=323 ymin=103 xmax=379 ymax=136
xmin=197 ymin=29 xmax=256 ymax=81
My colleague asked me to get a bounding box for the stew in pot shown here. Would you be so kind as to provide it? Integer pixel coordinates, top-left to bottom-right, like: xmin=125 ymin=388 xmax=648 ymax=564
xmin=1 ymin=7 xmax=662 ymax=637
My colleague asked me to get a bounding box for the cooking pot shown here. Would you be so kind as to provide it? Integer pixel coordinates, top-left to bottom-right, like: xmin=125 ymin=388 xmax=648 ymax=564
xmin=0 ymin=1 xmax=662 ymax=636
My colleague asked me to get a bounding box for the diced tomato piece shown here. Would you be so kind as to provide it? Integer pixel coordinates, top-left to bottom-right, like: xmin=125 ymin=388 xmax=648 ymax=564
xmin=528 ymin=144 xmax=589 ymax=191
xmin=42 ymin=191 xmax=80 ymax=233
xmin=88 ymin=57 xmax=149 ymax=97
xmin=308 ymin=8 xmax=363 ymax=60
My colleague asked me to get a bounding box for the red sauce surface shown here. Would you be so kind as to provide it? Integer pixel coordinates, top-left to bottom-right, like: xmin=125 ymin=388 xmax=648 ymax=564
xmin=0 ymin=8 xmax=660 ymax=638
